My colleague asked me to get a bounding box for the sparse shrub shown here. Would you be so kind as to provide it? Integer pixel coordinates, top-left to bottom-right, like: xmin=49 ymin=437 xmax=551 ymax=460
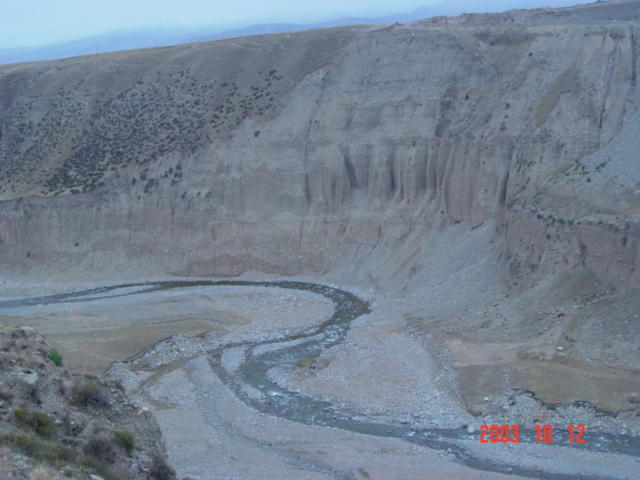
xmin=28 ymin=384 xmax=41 ymax=404
xmin=83 ymin=437 xmax=116 ymax=463
xmin=0 ymin=390 xmax=13 ymax=402
xmin=150 ymin=455 xmax=176 ymax=480
xmin=112 ymin=429 xmax=135 ymax=455
xmin=47 ymin=349 xmax=63 ymax=366
xmin=62 ymin=416 xmax=84 ymax=437
xmin=0 ymin=433 xmax=76 ymax=466
xmin=70 ymin=380 xmax=110 ymax=408
xmin=81 ymin=455 xmax=126 ymax=480
xmin=14 ymin=409 xmax=56 ymax=439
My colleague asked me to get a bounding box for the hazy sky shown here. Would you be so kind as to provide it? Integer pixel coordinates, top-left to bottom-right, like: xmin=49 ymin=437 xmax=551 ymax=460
xmin=2 ymin=0 xmax=586 ymax=49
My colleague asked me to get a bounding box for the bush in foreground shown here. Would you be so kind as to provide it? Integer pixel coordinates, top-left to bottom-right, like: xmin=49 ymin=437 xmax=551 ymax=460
xmin=47 ymin=349 xmax=63 ymax=366
xmin=13 ymin=409 xmax=56 ymax=439
xmin=83 ymin=437 xmax=117 ymax=463
xmin=112 ymin=429 xmax=135 ymax=455
xmin=70 ymin=380 xmax=110 ymax=408
xmin=0 ymin=433 xmax=76 ymax=466
xmin=150 ymin=455 xmax=176 ymax=480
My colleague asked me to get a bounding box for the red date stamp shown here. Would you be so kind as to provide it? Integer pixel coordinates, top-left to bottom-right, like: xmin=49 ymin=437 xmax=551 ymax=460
xmin=478 ymin=424 xmax=586 ymax=444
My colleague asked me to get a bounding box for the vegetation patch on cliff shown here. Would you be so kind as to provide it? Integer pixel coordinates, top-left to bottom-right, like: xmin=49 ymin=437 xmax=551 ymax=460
xmin=0 ymin=326 xmax=175 ymax=480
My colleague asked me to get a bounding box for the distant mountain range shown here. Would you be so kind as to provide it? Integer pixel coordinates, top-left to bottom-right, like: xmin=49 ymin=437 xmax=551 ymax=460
xmin=0 ymin=0 xmax=586 ymax=65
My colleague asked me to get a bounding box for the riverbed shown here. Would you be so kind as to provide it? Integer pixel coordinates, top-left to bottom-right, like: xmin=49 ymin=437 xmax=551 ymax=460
xmin=1 ymin=280 xmax=638 ymax=479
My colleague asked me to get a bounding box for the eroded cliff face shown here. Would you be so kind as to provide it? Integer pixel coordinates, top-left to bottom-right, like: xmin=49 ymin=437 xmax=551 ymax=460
xmin=0 ymin=1 xmax=639 ymax=290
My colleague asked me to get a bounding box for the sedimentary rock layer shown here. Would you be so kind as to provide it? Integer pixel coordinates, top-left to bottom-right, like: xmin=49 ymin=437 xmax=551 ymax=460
xmin=0 ymin=1 xmax=639 ymax=288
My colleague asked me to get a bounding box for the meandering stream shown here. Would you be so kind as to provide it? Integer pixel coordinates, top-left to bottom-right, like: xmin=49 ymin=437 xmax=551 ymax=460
xmin=1 ymin=280 xmax=638 ymax=480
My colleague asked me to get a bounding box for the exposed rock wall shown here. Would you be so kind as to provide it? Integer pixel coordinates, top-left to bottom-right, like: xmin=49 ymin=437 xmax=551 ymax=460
xmin=1 ymin=2 xmax=639 ymax=288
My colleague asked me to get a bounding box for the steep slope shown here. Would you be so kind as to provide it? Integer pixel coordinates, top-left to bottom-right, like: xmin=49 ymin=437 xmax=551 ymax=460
xmin=0 ymin=326 xmax=173 ymax=480
xmin=0 ymin=2 xmax=638 ymax=290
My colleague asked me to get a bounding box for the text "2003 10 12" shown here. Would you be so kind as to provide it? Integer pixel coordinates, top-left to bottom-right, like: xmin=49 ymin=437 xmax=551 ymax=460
xmin=479 ymin=424 xmax=586 ymax=444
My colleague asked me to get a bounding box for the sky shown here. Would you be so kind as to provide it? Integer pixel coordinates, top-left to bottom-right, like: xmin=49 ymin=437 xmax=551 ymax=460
xmin=1 ymin=0 xmax=588 ymax=49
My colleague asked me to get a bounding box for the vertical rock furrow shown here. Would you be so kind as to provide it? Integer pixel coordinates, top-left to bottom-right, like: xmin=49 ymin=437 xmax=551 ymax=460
xmin=0 ymin=17 xmax=638 ymax=287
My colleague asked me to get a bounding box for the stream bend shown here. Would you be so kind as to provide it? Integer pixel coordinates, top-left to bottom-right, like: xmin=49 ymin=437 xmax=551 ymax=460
xmin=1 ymin=280 xmax=637 ymax=480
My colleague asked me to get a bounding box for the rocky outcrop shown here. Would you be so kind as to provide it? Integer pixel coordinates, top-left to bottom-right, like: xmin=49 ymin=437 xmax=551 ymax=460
xmin=0 ymin=1 xmax=639 ymax=289
xmin=0 ymin=326 xmax=174 ymax=479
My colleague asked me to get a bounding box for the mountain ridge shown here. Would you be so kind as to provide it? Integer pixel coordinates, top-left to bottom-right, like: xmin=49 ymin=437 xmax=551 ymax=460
xmin=0 ymin=0 xmax=590 ymax=65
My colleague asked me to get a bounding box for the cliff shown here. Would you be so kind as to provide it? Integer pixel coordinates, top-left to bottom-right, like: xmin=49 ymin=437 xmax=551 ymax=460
xmin=0 ymin=0 xmax=639 ymax=291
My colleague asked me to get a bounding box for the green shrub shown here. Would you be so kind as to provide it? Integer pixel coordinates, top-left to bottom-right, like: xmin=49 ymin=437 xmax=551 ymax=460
xmin=81 ymin=455 xmax=127 ymax=480
xmin=150 ymin=456 xmax=176 ymax=480
xmin=47 ymin=349 xmax=63 ymax=366
xmin=0 ymin=433 xmax=76 ymax=466
xmin=71 ymin=380 xmax=110 ymax=408
xmin=83 ymin=437 xmax=116 ymax=463
xmin=14 ymin=409 xmax=56 ymax=439
xmin=112 ymin=429 xmax=135 ymax=455
xmin=1 ymin=433 xmax=124 ymax=480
